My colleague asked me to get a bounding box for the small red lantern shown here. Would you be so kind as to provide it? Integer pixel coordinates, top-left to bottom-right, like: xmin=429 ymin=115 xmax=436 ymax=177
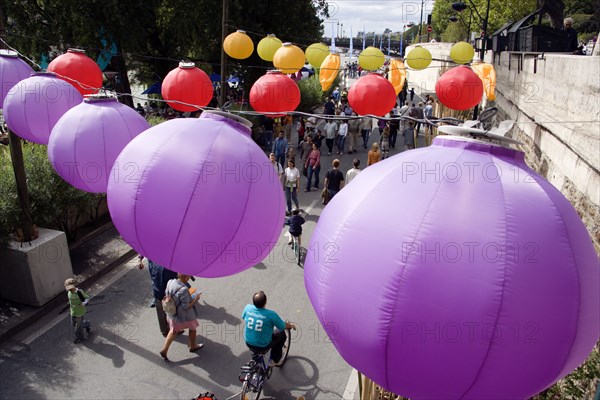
xmin=435 ymin=65 xmax=484 ymax=110
xmin=250 ymin=70 xmax=300 ymax=117
xmin=47 ymin=48 xmax=103 ymax=96
xmin=161 ymin=62 xmax=213 ymax=112
xmin=348 ymin=73 xmax=396 ymax=117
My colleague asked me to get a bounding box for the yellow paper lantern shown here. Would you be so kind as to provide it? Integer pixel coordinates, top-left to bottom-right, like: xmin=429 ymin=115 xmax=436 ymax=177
xmin=358 ymin=46 xmax=385 ymax=71
xmin=319 ymin=52 xmax=340 ymax=91
xmin=450 ymin=41 xmax=475 ymax=64
xmin=223 ymin=30 xmax=254 ymax=60
xmin=388 ymin=59 xmax=406 ymax=95
xmin=257 ymin=34 xmax=282 ymax=62
xmin=405 ymin=46 xmax=432 ymax=70
xmin=273 ymin=43 xmax=305 ymax=74
xmin=471 ymin=62 xmax=497 ymax=101
xmin=305 ymin=43 xmax=330 ymax=68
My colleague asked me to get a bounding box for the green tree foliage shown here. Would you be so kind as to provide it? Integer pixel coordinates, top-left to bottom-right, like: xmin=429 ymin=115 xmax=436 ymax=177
xmin=432 ymin=0 xmax=538 ymax=41
xmin=0 ymin=143 xmax=102 ymax=243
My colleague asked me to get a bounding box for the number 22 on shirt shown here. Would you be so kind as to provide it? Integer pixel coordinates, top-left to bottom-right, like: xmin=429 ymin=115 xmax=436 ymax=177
xmin=246 ymin=317 xmax=263 ymax=332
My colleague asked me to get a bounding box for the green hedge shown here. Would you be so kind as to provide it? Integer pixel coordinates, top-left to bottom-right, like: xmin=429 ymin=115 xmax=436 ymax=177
xmin=0 ymin=142 xmax=104 ymax=244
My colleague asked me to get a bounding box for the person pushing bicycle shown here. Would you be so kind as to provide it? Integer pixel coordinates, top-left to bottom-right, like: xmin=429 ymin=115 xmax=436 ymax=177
xmin=242 ymin=291 xmax=296 ymax=367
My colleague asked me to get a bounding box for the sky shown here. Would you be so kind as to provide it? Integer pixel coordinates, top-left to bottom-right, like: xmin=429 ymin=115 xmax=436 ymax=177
xmin=321 ymin=0 xmax=435 ymax=37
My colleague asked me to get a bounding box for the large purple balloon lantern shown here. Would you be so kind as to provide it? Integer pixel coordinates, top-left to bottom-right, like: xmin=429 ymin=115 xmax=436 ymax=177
xmin=304 ymin=136 xmax=599 ymax=399
xmin=107 ymin=111 xmax=285 ymax=277
xmin=0 ymin=50 xmax=33 ymax=109
xmin=3 ymin=72 xmax=83 ymax=144
xmin=48 ymin=95 xmax=150 ymax=193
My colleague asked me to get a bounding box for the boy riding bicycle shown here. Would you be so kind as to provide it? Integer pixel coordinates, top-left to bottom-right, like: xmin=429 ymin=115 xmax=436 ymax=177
xmin=286 ymin=209 xmax=305 ymax=248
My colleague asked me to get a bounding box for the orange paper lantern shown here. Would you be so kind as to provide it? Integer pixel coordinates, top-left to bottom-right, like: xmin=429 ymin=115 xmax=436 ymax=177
xmin=273 ymin=43 xmax=305 ymax=74
xmin=47 ymin=48 xmax=102 ymax=96
xmin=471 ymin=62 xmax=497 ymax=101
xmin=161 ymin=62 xmax=213 ymax=112
xmin=388 ymin=59 xmax=406 ymax=95
xmin=319 ymin=53 xmax=340 ymax=91
xmin=223 ymin=30 xmax=254 ymax=60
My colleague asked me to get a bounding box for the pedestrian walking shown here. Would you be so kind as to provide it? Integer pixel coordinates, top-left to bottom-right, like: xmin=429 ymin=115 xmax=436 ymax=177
xmin=368 ymin=142 xmax=382 ymax=166
xmin=141 ymin=257 xmax=178 ymax=337
xmin=347 ymin=115 xmax=361 ymax=154
xmin=284 ymin=159 xmax=300 ymax=215
xmin=324 ymin=159 xmax=345 ymax=202
xmin=65 ymin=278 xmax=91 ymax=344
xmin=324 ymin=120 xmax=338 ymax=155
xmin=345 ymin=158 xmax=361 ymax=185
xmin=360 ymin=116 xmax=371 ymax=149
xmin=337 ymin=120 xmax=348 ymax=154
xmin=159 ymin=274 xmax=203 ymax=361
xmin=380 ymin=124 xmax=391 ymax=160
xmin=272 ymin=131 xmax=289 ymax=169
xmin=305 ymin=143 xmax=321 ymax=191
xmin=269 ymin=152 xmax=284 ymax=183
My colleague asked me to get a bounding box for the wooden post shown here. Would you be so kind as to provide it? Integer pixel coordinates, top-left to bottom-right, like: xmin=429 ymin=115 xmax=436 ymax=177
xmin=0 ymin=9 xmax=36 ymax=242
xmin=219 ymin=0 xmax=228 ymax=108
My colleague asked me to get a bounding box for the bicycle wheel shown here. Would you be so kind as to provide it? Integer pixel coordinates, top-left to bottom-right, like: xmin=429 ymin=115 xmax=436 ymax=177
xmin=278 ymin=328 xmax=293 ymax=367
xmin=241 ymin=378 xmax=262 ymax=400
xmin=294 ymin=240 xmax=301 ymax=265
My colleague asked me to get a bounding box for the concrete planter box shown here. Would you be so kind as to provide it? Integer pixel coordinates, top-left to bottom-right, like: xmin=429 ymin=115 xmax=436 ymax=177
xmin=0 ymin=228 xmax=74 ymax=307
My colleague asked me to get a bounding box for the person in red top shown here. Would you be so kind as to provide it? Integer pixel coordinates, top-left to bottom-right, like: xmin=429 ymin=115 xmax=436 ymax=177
xmin=305 ymin=143 xmax=321 ymax=192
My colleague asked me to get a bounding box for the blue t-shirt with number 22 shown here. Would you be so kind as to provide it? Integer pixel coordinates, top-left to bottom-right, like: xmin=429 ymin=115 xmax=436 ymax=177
xmin=242 ymin=304 xmax=286 ymax=348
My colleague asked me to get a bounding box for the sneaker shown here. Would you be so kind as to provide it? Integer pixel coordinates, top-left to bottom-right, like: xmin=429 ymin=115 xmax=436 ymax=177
xmin=285 ymin=211 xmax=291 ymax=216
xmin=74 ymin=338 xmax=84 ymax=344
xmin=327 ymin=152 xmax=331 ymax=155
xmin=269 ymin=358 xmax=284 ymax=367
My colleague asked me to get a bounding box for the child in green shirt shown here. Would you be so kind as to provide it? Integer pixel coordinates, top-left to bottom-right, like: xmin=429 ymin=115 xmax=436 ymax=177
xmin=64 ymin=278 xmax=91 ymax=344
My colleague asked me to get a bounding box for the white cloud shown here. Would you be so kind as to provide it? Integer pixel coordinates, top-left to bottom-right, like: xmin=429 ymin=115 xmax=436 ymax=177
xmin=323 ymin=0 xmax=435 ymax=36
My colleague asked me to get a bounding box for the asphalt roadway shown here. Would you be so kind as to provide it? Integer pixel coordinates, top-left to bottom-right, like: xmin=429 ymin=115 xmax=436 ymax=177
xmin=0 ymin=138 xmax=418 ymax=400
xmin=0 ymin=66 xmax=424 ymax=399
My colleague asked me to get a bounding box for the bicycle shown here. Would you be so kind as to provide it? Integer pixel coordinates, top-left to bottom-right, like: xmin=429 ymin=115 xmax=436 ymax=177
xmin=239 ymin=326 xmax=294 ymax=400
xmin=291 ymin=234 xmax=302 ymax=266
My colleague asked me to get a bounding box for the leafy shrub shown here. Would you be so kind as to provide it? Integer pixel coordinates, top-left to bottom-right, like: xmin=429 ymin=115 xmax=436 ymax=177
xmin=0 ymin=142 xmax=103 ymax=244
xmin=297 ymin=74 xmax=339 ymax=113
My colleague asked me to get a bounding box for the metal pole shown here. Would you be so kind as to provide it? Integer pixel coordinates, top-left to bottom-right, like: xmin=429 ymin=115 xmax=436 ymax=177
xmin=481 ymin=0 xmax=491 ymax=61
xmin=419 ymin=0 xmax=424 ymax=42
xmin=219 ymin=0 xmax=228 ymax=108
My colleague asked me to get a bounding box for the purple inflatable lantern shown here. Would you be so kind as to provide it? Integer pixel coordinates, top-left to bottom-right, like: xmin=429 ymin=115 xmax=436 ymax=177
xmin=0 ymin=50 xmax=33 ymax=109
xmin=48 ymin=95 xmax=150 ymax=193
xmin=304 ymin=136 xmax=599 ymax=399
xmin=3 ymin=72 xmax=83 ymax=145
xmin=107 ymin=111 xmax=285 ymax=277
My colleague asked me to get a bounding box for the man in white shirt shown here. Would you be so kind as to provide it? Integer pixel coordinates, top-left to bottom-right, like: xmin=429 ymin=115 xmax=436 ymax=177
xmin=337 ymin=120 xmax=348 ymax=155
xmin=324 ymin=120 xmax=338 ymax=155
xmin=346 ymin=158 xmax=361 ymax=185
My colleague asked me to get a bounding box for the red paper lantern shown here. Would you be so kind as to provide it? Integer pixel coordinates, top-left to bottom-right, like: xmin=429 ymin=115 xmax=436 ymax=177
xmin=47 ymin=48 xmax=102 ymax=96
xmin=348 ymin=73 xmax=396 ymax=117
xmin=161 ymin=62 xmax=213 ymax=112
xmin=249 ymin=70 xmax=300 ymax=117
xmin=435 ymin=65 xmax=484 ymax=111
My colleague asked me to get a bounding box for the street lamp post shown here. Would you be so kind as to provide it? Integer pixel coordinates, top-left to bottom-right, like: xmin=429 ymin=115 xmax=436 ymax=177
xmin=450 ymin=0 xmax=491 ymax=60
xmin=419 ymin=0 xmax=425 ymax=43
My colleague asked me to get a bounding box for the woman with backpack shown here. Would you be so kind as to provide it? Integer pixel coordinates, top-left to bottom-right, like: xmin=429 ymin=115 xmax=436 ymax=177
xmin=159 ymin=274 xmax=203 ymax=360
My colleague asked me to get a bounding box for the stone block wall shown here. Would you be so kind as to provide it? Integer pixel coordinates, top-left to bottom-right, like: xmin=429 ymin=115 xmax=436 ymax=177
xmin=494 ymin=52 xmax=600 ymax=252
